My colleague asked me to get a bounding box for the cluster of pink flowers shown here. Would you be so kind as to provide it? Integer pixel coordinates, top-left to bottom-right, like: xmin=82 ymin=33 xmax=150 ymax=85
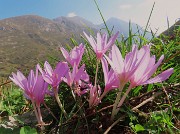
xmin=10 ymin=31 xmax=173 ymax=124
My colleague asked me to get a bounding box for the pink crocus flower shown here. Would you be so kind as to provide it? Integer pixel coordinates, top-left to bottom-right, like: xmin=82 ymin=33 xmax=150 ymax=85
xmin=9 ymin=69 xmax=47 ymax=103
xmin=88 ymin=85 xmax=101 ymax=107
xmin=97 ymin=58 xmax=120 ymax=103
xmin=105 ymin=44 xmax=150 ymax=85
xmin=63 ymin=63 xmax=89 ymax=96
xmin=37 ymin=61 xmax=69 ymax=91
xmin=33 ymin=75 xmax=48 ymax=125
xmin=37 ymin=61 xmax=69 ymax=117
xmin=84 ymin=31 xmax=119 ymax=60
xmin=60 ymin=43 xmax=85 ymax=67
xmin=105 ymin=44 xmax=174 ymax=120
xmin=130 ymin=54 xmax=174 ymax=87
xmin=33 ymin=75 xmax=49 ymax=106
xmin=101 ymin=57 xmax=120 ymax=93
xmin=9 ymin=68 xmax=48 ymax=125
xmin=116 ymin=44 xmax=174 ymax=109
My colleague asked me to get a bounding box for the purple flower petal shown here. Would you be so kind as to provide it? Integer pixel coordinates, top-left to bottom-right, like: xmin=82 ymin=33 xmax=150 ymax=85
xmin=141 ymin=68 xmax=173 ymax=85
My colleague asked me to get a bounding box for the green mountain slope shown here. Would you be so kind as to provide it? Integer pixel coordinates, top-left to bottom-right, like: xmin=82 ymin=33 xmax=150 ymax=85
xmin=0 ymin=15 xmax=96 ymax=78
xmin=161 ymin=20 xmax=180 ymax=37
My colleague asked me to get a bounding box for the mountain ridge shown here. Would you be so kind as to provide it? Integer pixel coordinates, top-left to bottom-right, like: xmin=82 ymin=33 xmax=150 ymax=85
xmin=161 ymin=20 xmax=180 ymax=36
xmin=99 ymin=17 xmax=152 ymax=39
xmin=0 ymin=15 xmax=151 ymax=78
xmin=0 ymin=15 xmax=94 ymax=78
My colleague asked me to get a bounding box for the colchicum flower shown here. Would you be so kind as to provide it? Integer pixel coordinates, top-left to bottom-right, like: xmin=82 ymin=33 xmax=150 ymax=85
xmin=95 ymin=57 xmax=120 ymax=103
xmin=37 ymin=61 xmax=69 ymax=91
xmin=60 ymin=43 xmax=85 ymax=67
xmin=84 ymin=31 xmax=119 ymax=60
xmin=117 ymin=44 xmax=173 ymax=110
xmin=101 ymin=57 xmax=120 ymax=93
xmin=117 ymin=45 xmax=174 ymax=108
xmin=63 ymin=63 xmax=89 ymax=96
xmin=130 ymin=54 xmax=173 ymax=87
xmin=105 ymin=44 xmax=145 ymax=85
xmin=10 ymin=68 xmax=48 ymax=125
xmin=37 ymin=61 xmax=69 ymax=118
xmin=106 ymin=44 xmax=174 ymax=120
xmin=88 ymin=85 xmax=101 ymax=107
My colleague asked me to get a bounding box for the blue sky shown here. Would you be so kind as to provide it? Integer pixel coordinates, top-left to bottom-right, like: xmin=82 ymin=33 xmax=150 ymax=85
xmin=0 ymin=0 xmax=179 ymax=33
xmin=0 ymin=0 xmax=103 ymax=21
xmin=0 ymin=0 xmax=143 ymax=22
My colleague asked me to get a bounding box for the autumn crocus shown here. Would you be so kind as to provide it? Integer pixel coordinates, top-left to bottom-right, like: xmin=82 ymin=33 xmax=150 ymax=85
xmin=60 ymin=43 xmax=85 ymax=67
xmin=106 ymin=44 xmax=174 ymax=120
xmin=98 ymin=58 xmax=120 ymax=101
xmin=37 ymin=61 xmax=69 ymax=118
xmin=104 ymin=44 xmax=146 ymax=85
xmin=88 ymin=85 xmax=101 ymax=107
xmin=105 ymin=44 xmax=143 ymax=119
xmin=84 ymin=32 xmax=119 ymax=60
xmin=117 ymin=52 xmax=174 ymax=110
xmin=84 ymin=31 xmax=119 ymax=87
xmin=37 ymin=61 xmax=69 ymax=90
xmin=33 ymin=75 xmax=48 ymax=125
xmin=63 ymin=63 xmax=89 ymax=97
xmin=130 ymin=55 xmax=173 ymax=87
xmin=9 ymin=68 xmax=48 ymax=126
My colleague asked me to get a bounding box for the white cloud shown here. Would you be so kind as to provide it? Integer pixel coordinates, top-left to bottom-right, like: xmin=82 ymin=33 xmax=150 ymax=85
xmin=119 ymin=4 xmax=132 ymax=9
xmin=67 ymin=12 xmax=77 ymax=17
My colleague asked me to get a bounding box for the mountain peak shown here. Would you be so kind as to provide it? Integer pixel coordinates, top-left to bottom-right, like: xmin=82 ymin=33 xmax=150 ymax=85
xmin=99 ymin=17 xmax=152 ymax=38
xmin=0 ymin=15 xmax=98 ymax=78
xmin=107 ymin=17 xmax=124 ymax=21
xmin=53 ymin=16 xmax=97 ymax=29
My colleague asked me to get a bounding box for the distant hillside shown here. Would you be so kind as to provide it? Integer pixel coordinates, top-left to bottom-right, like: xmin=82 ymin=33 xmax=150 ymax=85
xmin=99 ymin=17 xmax=152 ymax=39
xmin=53 ymin=16 xmax=98 ymax=32
xmin=0 ymin=15 xmax=97 ymax=78
xmin=0 ymin=15 xmax=151 ymax=78
xmin=161 ymin=20 xmax=180 ymax=37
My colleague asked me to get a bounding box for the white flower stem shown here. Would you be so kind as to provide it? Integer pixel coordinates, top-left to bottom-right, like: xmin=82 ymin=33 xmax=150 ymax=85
xmin=94 ymin=60 xmax=100 ymax=87
xmin=117 ymin=84 xmax=133 ymax=108
xmin=31 ymin=100 xmax=41 ymax=124
xmin=99 ymin=90 xmax=107 ymax=102
xmin=71 ymin=86 xmax=76 ymax=101
xmin=111 ymin=83 xmax=125 ymax=121
xmin=37 ymin=103 xmax=45 ymax=130
xmin=37 ymin=104 xmax=43 ymax=124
